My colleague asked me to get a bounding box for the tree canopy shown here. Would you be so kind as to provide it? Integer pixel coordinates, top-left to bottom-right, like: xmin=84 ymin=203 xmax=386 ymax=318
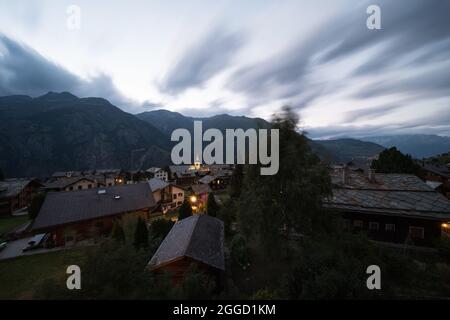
xmin=206 ymin=193 xmax=219 ymax=217
xmin=178 ymin=200 xmax=193 ymax=220
xmin=229 ymin=164 xmax=243 ymax=198
xmin=28 ymin=193 xmax=46 ymax=220
xmin=237 ymin=106 xmax=332 ymax=254
xmin=371 ymin=147 xmax=420 ymax=174
xmin=133 ymin=217 xmax=149 ymax=249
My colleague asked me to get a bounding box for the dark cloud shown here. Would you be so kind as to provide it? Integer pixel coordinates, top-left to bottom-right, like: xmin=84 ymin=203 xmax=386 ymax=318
xmin=341 ymin=104 xmax=403 ymax=123
xmin=159 ymin=28 xmax=245 ymax=94
xmin=309 ymin=107 xmax=450 ymax=139
xmin=0 ymin=34 xmax=140 ymax=112
xmin=227 ymin=0 xmax=450 ymax=109
xmin=0 ymin=34 xmax=81 ymax=96
xmin=354 ymin=64 xmax=450 ymax=99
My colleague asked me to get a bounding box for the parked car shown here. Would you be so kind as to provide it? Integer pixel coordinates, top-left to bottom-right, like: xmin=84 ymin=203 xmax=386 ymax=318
xmin=22 ymin=233 xmax=49 ymax=252
xmin=0 ymin=242 xmax=7 ymax=252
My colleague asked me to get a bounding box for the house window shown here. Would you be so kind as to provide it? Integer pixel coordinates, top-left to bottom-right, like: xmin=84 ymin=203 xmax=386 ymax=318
xmin=369 ymin=222 xmax=379 ymax=231
xmin=178 ymin=192 xmax=183 ymax=197
xmin=409 ymin=226 xmax=425 ymax=239
xmin=173 ymin=194 xmax=177 ymax=200
xmin=78 ymin=185 xmax=83 ymax=190
xmin=69 ymin=186 xmax=74 ymax=191
xmin=353 ymin=220 xmax=363 ymax=228
xmin=385 ymin=223 xmax=395 ymax=232
xmin=88 ymin=184 xmax=92 ymax=189
xmin=343 ymin=219 xmax=352 ymax=231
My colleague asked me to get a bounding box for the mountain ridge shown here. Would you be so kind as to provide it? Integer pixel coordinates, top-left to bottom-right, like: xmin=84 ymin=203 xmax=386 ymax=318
xmin=361 ymin=134 xmax=450 ymax=159
xmin=0 ymin=92 xmax=401 ymax=177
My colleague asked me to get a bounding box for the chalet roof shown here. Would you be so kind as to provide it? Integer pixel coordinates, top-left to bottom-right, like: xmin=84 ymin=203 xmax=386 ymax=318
xmin=169 ymin=165 xmax=196 ymax=177
xmin=146 ymin=167 xmax=162 ymax=174
xmin=199 ymin=175 xmax=215 ymax=184
xmin=148 ymin=178 xmax=169 ymax=192
xmin=330 ymin=169 xmax=432 ymax=191
xmin=191 ymin=184 xmax=212 ymax=195
xmin=32 ymin=183 xmax=155 ymax=230
xmin=421 ymin=163 xmax=449 ymax=178
xmin=426 ymin=180 xmax=443 ymax=190
xmin=51 ymin=171 xmax=83 ymax=178
xmin=95 ymin=169 xmax=121 ymax=175
xmin=148 ymin=214 xmax=225 ymax=271
xmin=325 ymin=167 xmax=450 ymax=220
xmin=44 ymin=176 xmax=97 ymax=190
xmin=0 ymin=179 xmax=36 ymax=198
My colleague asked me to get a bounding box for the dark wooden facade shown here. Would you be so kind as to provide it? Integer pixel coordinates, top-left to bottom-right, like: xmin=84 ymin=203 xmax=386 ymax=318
xmin=341 ymin=211 xmax=445 ymax=247
xmin=36 ymin=209 xmax=150 ymax=247
xmin=151 ymin=256 xmax=223 ymax=286
xmin=0 ymin=180 xmax=43 ymax=216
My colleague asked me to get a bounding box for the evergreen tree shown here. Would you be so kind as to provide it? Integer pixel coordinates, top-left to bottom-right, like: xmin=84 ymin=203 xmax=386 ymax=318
xmin=178 ymin=200 xmax=193 ymax=220
xmin=111 ymin=221 xmax=126 ymax=243
xmin=150 ymin=219 xmax=174 ymax=240
xmin=371 ymin=147 xmax=420 ymax=174
xmin=237 ymin=106 xmax=332 ymax=254
xmin=28 ymin=193 xmax=46 ymax=220
xmin=206 ymin=193 xmax=219 ymax=217
xmin=229 ymin=164 xmax=243 ymax=198
xmin=133 ymin=217 xmax=149 ymax=249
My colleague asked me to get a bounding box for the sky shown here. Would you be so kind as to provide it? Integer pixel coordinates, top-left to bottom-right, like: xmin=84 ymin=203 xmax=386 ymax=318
xmin=0 ymin=0 xmax=449 ymax=138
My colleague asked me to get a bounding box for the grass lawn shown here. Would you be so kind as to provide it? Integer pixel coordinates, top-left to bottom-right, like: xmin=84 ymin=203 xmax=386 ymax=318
xmin=0 ymin=215 xmax=30 ymax=237
xmin=0 ymin=248 xmax=89 ymax=299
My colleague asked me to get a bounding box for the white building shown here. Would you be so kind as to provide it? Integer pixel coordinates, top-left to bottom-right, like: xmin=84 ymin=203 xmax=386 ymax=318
xmin=146 ymin=167 xmax=168 ymax=182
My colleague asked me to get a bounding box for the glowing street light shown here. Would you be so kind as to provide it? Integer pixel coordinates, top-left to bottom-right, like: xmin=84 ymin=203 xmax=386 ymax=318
xmin=190 ymin=195 xmax=197 ymax=203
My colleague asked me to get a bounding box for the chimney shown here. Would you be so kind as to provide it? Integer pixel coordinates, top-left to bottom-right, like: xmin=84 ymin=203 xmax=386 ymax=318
xmin=368 ymin=169 xmax=376 ymax=183
xmin=342 ymin=165 xmax=349 ymax=185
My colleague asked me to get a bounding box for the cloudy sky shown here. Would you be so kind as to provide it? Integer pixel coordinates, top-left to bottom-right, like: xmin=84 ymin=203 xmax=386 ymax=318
xmin=0 ymin=0 xmax=449 ymax=138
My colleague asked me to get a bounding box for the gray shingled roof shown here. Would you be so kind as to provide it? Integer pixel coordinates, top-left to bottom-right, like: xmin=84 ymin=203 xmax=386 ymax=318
xmin=0 ymin=179 xmax=34 ymax=198
xmin=148 ymin=178 xmax=169 ymax=192
xmin=199 ymin=175 xmax=215 ymax=184
xmin=146 ymin=167 xmax=162 ymax=174
xmin=191 ymin=184 xmax=212 ymax=195
xmin=148 ymin=214 xmax=225 ymax=271
xmin=169 ymin=165 xmax=196 ymax=176
xmin=32 ymin=183 xmax=155 ymax=230
xmin=325 ymin=168 xmax=450 ymax=220
xmin=51 ymin=171 xmax=83 ymax=178
xmin=422 ymin=163 xmax=449 ymax=178
xmin=44 ymin=177 xmax=97 ymax=189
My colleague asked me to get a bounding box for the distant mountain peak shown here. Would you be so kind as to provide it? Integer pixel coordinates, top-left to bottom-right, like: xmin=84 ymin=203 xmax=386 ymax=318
xmin=37 ymin=91 xmax=79 ymax=101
